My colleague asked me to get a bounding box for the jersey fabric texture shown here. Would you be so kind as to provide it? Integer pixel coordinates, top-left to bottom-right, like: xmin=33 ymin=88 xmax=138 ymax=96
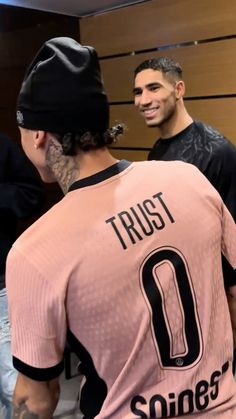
xmin=148 ymin=120 xmax=236 ymax=287
xmin=7 ymin=160 xmax=236 ymax=418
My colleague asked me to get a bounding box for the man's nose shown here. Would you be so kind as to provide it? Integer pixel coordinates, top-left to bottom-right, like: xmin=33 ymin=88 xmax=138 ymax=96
xmin=139 ymin=90 xmax=152 ymax=106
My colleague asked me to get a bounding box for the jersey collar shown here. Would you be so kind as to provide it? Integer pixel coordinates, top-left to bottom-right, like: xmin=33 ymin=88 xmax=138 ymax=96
xmin=68 ymin=159 xmax=131 ymax=192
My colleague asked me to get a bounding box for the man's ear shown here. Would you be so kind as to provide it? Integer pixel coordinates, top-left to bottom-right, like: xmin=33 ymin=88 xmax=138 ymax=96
xmin=175 ymin=80 xmax=185 ymax=100
xmin=33 ymin=130 xmax=47 ymax=149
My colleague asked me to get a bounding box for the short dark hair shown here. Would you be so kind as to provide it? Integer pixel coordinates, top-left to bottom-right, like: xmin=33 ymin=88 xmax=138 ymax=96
xmin=134 ymin=57 xmax=183 ymax=82
xmin=53 ymin=124 xmax=124 ymax=156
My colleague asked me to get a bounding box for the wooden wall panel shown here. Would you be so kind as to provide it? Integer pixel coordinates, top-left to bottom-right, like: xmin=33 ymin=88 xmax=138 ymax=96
xmin=101 ymin=38 xmax=236 ymax=102
xmin=0 ymin=4 xmax=77 ymax=33
xmin=0 ymin=108 xmax=19 ymax=140
xmin=110 ymin=98 xmax=236 ymax=148
xmin=0 ymin=68 xmax=25 ymax=108
xmin=0 ymin=20 xmax=79 ymax=69
xmin=81 ymin=0 xmax=236 ymax=173
xmin=80 ymin=0 xmax=236 ymax=56
xmin=0 ymin=6 xmax=79 ymax=145
xmin=110 ymin=148 xmax=149 ymax=161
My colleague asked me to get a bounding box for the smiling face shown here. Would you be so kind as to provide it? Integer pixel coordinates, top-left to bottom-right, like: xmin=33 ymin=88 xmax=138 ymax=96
xmin=134 ymin=69 xmax=181 ymax=128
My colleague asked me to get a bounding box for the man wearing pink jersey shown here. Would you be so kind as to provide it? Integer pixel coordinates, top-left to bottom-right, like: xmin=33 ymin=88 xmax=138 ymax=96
xmin=6 ymin=37 xmax=236 ymax=418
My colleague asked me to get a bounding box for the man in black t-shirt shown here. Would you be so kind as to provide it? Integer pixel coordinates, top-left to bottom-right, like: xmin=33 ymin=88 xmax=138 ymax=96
xmin=133 ymin=56 xmax=236 ymax=366
xmin=148 ymin=121 xmax=236 ymax=221
xmin=133 ymin=57 xmax=236 ymax=219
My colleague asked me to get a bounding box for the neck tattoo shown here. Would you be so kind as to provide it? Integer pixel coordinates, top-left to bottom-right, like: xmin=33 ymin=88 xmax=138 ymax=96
xmin=46 ymin=139 xmax=79 ymax=194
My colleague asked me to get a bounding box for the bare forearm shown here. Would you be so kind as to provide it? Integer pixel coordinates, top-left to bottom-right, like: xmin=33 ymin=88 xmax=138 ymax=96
xmin=12 ymin=399 xmax=57 ymax=419
xmin=12 ymin=374 xmax=60 ymax=419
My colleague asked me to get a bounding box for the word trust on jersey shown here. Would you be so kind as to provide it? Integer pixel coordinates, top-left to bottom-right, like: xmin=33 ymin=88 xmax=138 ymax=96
xmin=105 ymin=192 xmax=175 ymax=250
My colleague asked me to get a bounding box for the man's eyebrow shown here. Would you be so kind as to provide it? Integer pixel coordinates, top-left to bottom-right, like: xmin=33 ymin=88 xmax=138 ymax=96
xmin=133 ymin=82 xmax=162 ymax=94
xmin=146 ymin=82 xmax=162 ymax=88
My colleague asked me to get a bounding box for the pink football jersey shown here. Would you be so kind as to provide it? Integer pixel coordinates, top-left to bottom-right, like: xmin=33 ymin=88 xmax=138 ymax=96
xmin=7 ymin=160 xmax=236 ymax=418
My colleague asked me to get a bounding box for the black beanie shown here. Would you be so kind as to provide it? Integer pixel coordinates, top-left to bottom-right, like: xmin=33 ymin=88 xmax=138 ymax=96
xmin=16 ymin=37 xmax=109 ymax=133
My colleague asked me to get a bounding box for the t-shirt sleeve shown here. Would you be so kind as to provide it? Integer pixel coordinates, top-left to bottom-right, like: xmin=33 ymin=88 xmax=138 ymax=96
xmin=221 ymin=203 xmax=236 ymax=286
xmin=6 ymin=247 xmax=66 ymax=381
xmin=147 ymin=139 xmax=159 ymax=161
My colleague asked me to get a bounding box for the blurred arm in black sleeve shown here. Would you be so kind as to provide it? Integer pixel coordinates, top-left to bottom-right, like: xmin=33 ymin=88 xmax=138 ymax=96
xmin=0 ymin=133 xmax=45 ymax=287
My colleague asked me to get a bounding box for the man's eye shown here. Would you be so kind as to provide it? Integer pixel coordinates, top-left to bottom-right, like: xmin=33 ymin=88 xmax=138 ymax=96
xmin=134 ymin=90 xmax=142 ymax=96
xmin=150 ymin=85 xmax=159 ymax=91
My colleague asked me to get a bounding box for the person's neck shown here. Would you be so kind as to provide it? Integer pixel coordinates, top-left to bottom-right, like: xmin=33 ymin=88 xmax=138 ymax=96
xmin=159 ymin=106 xmax=193 ymax=139
xmin=76 ymin=148 xmax=118 ymax=182
xmin=56 ymin=148 xmax=118 ymax=194
xmin=46 ymin=133 xmax=119 ymax=195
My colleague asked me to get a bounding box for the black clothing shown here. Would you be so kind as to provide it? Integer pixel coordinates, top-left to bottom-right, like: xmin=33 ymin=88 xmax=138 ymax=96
xmin=0 ymin=134 xmax=45 ymax=289
xmin=17 ymin=37 xmax=109 ymax=136
xmin=148 ymin=120 xmax=236 ymax=287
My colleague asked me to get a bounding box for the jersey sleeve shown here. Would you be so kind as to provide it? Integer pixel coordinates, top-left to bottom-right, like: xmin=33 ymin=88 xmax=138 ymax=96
xmin=6 ymin=246 xmax=66 ymax=381
xmin=221 ymin=203 xmax=236 ymax=286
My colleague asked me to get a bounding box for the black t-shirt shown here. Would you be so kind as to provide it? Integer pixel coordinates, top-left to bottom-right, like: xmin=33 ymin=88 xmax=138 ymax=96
xmin=148 ymin=120 xmax=236 ymax=286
